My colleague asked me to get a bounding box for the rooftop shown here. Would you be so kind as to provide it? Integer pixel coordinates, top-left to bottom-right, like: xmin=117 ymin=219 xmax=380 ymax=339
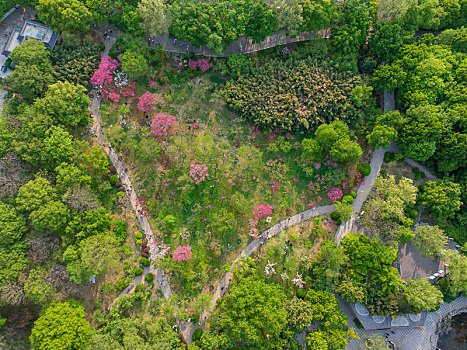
xmin=2 ymin=20 xmax=58 ymax=57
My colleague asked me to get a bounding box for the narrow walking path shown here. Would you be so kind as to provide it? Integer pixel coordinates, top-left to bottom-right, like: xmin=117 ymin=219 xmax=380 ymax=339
xmin=152 ymin=29 xmax=328 ymax=57
xmin=89 ymin=36 xmax=173 ymax=309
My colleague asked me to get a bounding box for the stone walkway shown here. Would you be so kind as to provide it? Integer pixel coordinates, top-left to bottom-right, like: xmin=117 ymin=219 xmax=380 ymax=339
xmin=152 ymin=29 xmax=328 ymax=57
xmin=89 ymin=36 xmax=173 ymax=308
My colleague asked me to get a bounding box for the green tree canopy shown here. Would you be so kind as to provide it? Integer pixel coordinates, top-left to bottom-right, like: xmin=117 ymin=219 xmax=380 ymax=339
xmin=37 ymin=0 xmax=93 ymax=32
xmin=419 ymin=179 xmax=463 ymax=223
xmin=403 ymin=278 xmax=443 ymax=312
xmin=30 ymin=300 xmax=92 ymax=350
xmin=414 ymin=225 xmax=448 ymax=259
xmin=137 ymin=0 xmax=168 ymax=37
xmin=202 ymin=277 xmax=289 ymax=349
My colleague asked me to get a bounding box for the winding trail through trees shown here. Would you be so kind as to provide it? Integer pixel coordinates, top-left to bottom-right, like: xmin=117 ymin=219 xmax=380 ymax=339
xmin=91 ymin=30 xmax=448 ymax=347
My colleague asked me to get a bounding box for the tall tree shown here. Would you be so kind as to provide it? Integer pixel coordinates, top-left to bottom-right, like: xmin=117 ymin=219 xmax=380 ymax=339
xmin=419 ymin=179 xmax=463 ymax=223
xmin=137 ymin=0 xmax=168 ymax=37
xmin=414 ymin=225 xmax=448 ymax=259
xmin=36 ymin=0 xmax=93 ymax=32
xmin=403 ymin=278 xmax=443 ymax=312
xmin=30 ymin=300 xmax=92 ymax=350
xmin=202 ymin=277 xmax=290 ymax=349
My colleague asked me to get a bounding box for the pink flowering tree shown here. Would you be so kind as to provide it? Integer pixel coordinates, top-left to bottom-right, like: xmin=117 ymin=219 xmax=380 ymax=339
xmin=327 ymin=188 xmax=343 ymax=203
xmin=190 ymin=164 xmax=209 ymax=185
xmin=188 ymin=59 xmax=198 ymax=70
xmin=252 ymin=204 xmax=272 ymax=220
xmin=150 ymin=113 xmax=178 ymax=137
xmin=90 ymin=56 xmax=120 ymax=86
xmin=173 ymin=245 xmax=192 ymax=261
xmin=108 ymin=93 xmax=120 ymax=102
xmin=138 ymin=91 xmax=154 ymax=113
xmin=197 ymin=59 xmax=210 ymax=72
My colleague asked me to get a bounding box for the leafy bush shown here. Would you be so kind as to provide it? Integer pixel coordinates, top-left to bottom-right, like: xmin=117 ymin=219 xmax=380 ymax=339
xmin=342 ymin=195 xmax=354 ymax=204
xmin=394 ymin=153 xmax=405 ymax=161
xmin=114 ymin=181 xmax=122 ymax=188
xmin=135 ymin=284 xmax=145 ymax=293
xmin=135 ymin=232 xmax=143 ymax=240
xmin=135 ymin=267 xmax=144 ymax=276
xmin=336 ymin=217 xmax=343 ymax=225
xmin=116 ymin=278 xmax=129 ymax=290
xmin=359 ymin=56 xmax=376 ymax=74
xmin=145 ymin=273 xmax=154 ymax=282
xmin=296 ymin=288 xmax=306 ymax=299
xmin=331 ymin=211 xmax=341 ymax=220
xmin=141 ymin=252 xmax=149 ymax=258
xmin=415 ymin=172 xmax=426 ymax=180
xmin=192 ymin=328 xmax=203 ymax=342
xmin=113 ymin=219 xmax=128 ymax=243
xmin=109 ymin=175 xmax=118 ymax=185
xmin=360 ymin=163 xmax=371 ymax=177
xmin=350 ymin=191 xmax=357 ymax=198
xmin=209 ymin=75 xmax=225 ymax=85
xmin=139 ymin=257 xmax=150 ymax=267
xmin=384 ymin=152 xmax=395 ymax=163
xmin=408 ymin=209 xmax=419 ymax=219
xmin=413 ymin=167 xmax=420 ymax=174
xmin=108 ymin=165 xmax=117 ymax=174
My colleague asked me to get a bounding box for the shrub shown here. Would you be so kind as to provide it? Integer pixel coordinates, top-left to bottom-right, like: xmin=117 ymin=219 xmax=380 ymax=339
xmin=116 ymin=278 xmax=129 ymax=290
xmin=102 ymin=283 xmax=116 ymax=294
xmin=135 ymin=232 xmax=143 ymax=240
xmin=413 ymin=167 xmax=420 ymax=174
xmin=108 ymin=165 xmax=117 ymax=173
xmin=415 ymin=172 xmax=426 ymax=180
xmin=136 ymin=239 xmax=142 ymax=246
xmin=360 ymin=163 xmax=371 ymax=177
xmin=354 ymin=318 xmax=364 ymax=329
xmin=342 ymin=195 xmax=354 ymax=204
xmin=143 ymin=247 xmax=149 ymax=254
xmin=139 ymin=257 xmax=150 ymax=267
xmin=394 ymin=153 xmax=405 ymax=161
xmin=105 ymin=173 xmax=111 ymax=180
xmin=135 ymin=284 xmax=145 ymax=293
xmin=141 ymin=252 xmax=149 ymax=258
xmin=145 ymin=273 xmax=154 ymax=282
xmin=359 ymin=56 xmax=376 ymax=74
xmin=209 ymin=75 xmax=225 ymax=85
xmin=113 ymin=219 xmax=128 ymax=242
xmin=115 ymin=191 xmax=124 ymax=199
xmin=296 ymin=288 xmax=306 ymax=299
xmin=192 ymin=328 xmax=203 ymax=342
xmin=384 ymin=152 xmax=394 ymax=163
xmin=109 ymin=175 xmax=118 ymax=185
xmin=135 ymin=267 xmax=144 ymax=276
xmin=409 ymin=209 xmax=419 ymax=219
xmin=331 ymin=211 xmax=341 ymax=220
xmin=336 ymin=217 xmax=343 ymax=225
xmin=350 ymin=191 xmax=357 ymax=198
xmin=118 ymin=187 xmax=125 ymax=192
xmin=115 ymin=180 xmax=122 ymax=187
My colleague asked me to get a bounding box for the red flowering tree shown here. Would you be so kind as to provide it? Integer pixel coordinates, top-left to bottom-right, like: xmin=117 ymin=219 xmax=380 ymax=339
xmin=90 ymin=56 xmax=120 ymax=86
xmin=173 ymin=245 xmax=192 ymax=261
xmin=108 ymin=92 xmax=120 ymax=103
xmin=150 ymin=113 xmax=178 ymax=137
xmin=252 ymin=204 xmax=272 ymax=220
xmin=190 ymin=164 xmax=209 ymax=185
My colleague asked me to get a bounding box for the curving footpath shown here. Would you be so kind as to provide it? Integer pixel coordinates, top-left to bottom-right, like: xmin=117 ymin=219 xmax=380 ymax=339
xmin=89 ymin=32 xmax=451 ymax=348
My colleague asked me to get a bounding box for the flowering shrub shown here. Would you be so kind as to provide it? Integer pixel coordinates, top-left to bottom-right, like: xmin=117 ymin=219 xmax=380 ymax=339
xmin=148 ymin=80 xmax=158 ymax=89
xmin=308 ymin=181 xmax=321 ymax=196
xmin=173 ymin=245 xmax=192 ymax=261
xmin=188 ymin=59 xmax=211 ymax=72
xmin=249 ymin=219 xmax=258 ymax=227
xmin=252 ymin=204 xmax=272 ymax=220
xmin=197 ymin=59 xmax=210 ymax=72
xmin=327 ymin=188 xmax=343 ymax=203
xmin=108 ymin=92 xmax=120 ymax=102
xmin=190 ymin=164 xmax=209 ymax=185
xmin=188 ymin=59 xmax=198 ymax=70
xmin=138 ymin=91 xmax=154 ymax=113
xmin=90 ymin=56 xmax=120 ymax=86
xmin=121 ymin=82 xmax=136 ymax=98
xmin=271 ymin=181 xmax=281 ymax=193
xmin=150 ymin=113 xmax=178 ymax=137
xmin=313 ymin=162 xmax=321 ymax=170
